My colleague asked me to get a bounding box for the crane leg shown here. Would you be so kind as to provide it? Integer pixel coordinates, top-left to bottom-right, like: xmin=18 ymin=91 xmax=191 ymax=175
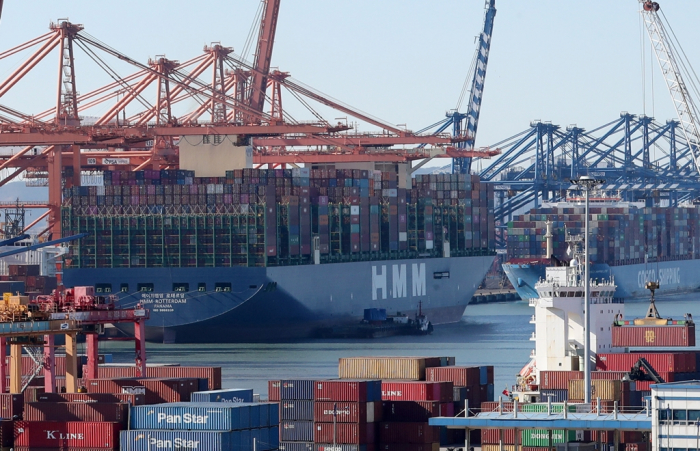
xmin=43 ymin=334 xmax=55 ymax=393
xmin=9 ymin=343 xmax=21 ymax=394
xmin=64 ymin=332 xmax=78 ymax=393
xmin=85 ymin=333 xmax=99 ymax=380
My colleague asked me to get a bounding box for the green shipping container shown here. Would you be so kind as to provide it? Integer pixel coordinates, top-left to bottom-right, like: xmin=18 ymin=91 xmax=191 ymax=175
xmin=520 ymin=403 xmax=579 ymax=413
xmin=521 ymin=429 xmax=577 ymax=447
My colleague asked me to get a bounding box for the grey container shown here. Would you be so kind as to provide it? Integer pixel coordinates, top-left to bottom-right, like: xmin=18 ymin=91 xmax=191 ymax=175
xmin=129 ymin=402 xmax=251 ymax=430
xmin=280 ymin=400 xmax=314 ymax=421
xmin=190 ymin=388 xmax=254 ymax=403
xmin=280 ymin=420 xmax=314 ymax=441
xmin=453 ymin=386 xmax=468 ymax=402
xmin=280 ymin=442 xmax=314 ymax=451
xmin=281 ymin=379 xmax=315 ymax=400
xmin=120 ymin=429 xmax=275 ymax=451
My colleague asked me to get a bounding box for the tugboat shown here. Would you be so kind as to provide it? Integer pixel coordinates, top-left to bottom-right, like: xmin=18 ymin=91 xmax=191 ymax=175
xmin=317 ymin=302 xmax=434 ymax=339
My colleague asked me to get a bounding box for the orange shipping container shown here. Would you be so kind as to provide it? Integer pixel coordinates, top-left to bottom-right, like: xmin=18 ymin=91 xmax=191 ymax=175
xmin=339 ymin=357 xmax=437 ymax=380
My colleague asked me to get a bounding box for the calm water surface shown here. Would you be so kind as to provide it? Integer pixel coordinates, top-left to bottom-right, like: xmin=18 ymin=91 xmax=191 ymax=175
xmin=96 ymin=292 xmax=700 ymax=397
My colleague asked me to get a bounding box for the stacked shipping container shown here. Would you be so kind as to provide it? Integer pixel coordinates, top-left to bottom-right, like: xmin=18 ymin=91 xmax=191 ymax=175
xmin=279 ymin=379 xmax=316 ymax=450
xmin=506 ymin=205 xmax=700 ymax=265
xmin=62 ymin=169 xmax=495 ymax=269
xmin=121 ymin=402 xmax=280 ymax=451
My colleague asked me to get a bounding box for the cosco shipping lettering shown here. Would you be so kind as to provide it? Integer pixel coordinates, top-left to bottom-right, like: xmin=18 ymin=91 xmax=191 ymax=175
xmin=62 ymin=168 xmax=495 ymax=343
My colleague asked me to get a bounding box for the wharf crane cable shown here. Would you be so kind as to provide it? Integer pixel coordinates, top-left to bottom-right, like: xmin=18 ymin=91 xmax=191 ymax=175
xmin=74 ymin=32 xmax=274 ymax=124
xmin=225 ymin=52 xmax=407 ymax=134
xmin=455 ymin=43 xmax=479 ymax=112
xmin=659 ymin=10 xmax=700 ymax=112
xmin=241 ymin=1 xmax=266 ymax=67
xmin=72 ymin=39 xmax=155 ymax=115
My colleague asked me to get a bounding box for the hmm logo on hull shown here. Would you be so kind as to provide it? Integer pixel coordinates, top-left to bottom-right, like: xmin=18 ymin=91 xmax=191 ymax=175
xmin=372 ymin=263 xmax=426 ymax=300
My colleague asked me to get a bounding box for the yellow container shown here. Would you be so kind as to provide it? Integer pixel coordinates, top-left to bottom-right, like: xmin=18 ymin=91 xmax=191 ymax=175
xmin=2 ymin=293 xmax=11 ymax=303
xmin=339 ymin=357 xmax=428 ymax=380
xmin=8 ymin=296 xmax=29 ymax=306
xmin=569 ymin=379 xmax=622 ymax=401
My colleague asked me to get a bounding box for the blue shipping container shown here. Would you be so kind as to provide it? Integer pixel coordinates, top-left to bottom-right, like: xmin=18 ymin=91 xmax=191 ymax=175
xmin=486 ymin=383 xmax=494 ymax=402
xmin=479 ymin=366 xmax=488 ymax=385
xmin=363 ymin=308 xmax=387 ymax=322
xmin=190 ymin=388 xmax=254 ymax=404
xmin=120 ymin=429 xmax=276 ymax=451
xmin=280 ymin=442 xmax=314 ymax=451
xmin=280 ymin=401 xmax=314 ymax=421
xmin=280 ymin=420 xmax=314 ymax=442
xmin=281 ymin=380 xmax=315 ymax=400
xmin=453 ymin=386 xmax=468 ymax=402
xmin=129 ymin=402 xmax=251 ymax=431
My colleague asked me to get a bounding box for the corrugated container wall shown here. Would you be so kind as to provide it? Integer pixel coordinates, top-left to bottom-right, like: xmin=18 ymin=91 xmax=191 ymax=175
xmin=379 ymin=421 xmax=437 ymax=444
xmin=314 ymin=422 xmax=376 ymax=444
xmin=568 ymin=380 xmax=627 ymax=402
xmin=35 ymin=392 xmax=145 ymax=405
xmin=314 ymin=380 xmax=381 ymax=402
xmin=120 ymin=429 xmax=278 ymax=451
xmin=281 ymin=379 xmax=316 ymax=400
xmin=381 ymin=381 xmax=453 ymax=402
xmin=280 ymin=441 xmax=315 ymax=451
xmin=24 ymin=401 xmax=128 ymax=424
xmin=382 ymin=401 xmax=441 ymax=422
xmin=89 ymin=365 xmax=222 ymax=390
xmin=339 ymin=357 xmax=440 ymax=380
xmin=539 ymin=371 xmax=583 ymax=390
xmin=378 ymin=444 xmax=439 ymax=451
xmin=425 ymin=366 xmax=480 ymax=387
xmin=281 ymin=400 xmax=315 ymax=421
xmin=129 ymin=402 xmax=273 ymax=431
xmin=281 ymin=420 xmax=315 ymax=442
xmin=14 ymin=421 xmax=121 ymax=449
xmin=612 ymin=324 xmax=695 ymax=347
xmin=190 ymin=388 xmax=254 ymax=403
xmin=597 ymin=352 xmax=694 ymax=372
xmin=314 ymin=401 xmax=381 ymax=423
xmin=316 ymin=444 xmax=375 ymax=451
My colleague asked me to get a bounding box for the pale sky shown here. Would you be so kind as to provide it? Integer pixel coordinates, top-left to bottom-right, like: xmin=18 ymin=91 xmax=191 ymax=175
xmin=0 ymin=0 xmax=698 ymax=162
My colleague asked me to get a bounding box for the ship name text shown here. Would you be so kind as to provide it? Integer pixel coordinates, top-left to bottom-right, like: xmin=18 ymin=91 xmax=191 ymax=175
xmin=637 ymin=267 xmax=680 ymax=288
xmin=372 ymin=263 xmax=426 ymax=300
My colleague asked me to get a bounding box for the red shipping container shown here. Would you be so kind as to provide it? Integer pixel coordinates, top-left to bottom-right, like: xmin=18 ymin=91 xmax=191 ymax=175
xmin=85 ymin=377 xmax=197 ymax=404
xmin=22 ymin=386 xmax=45 ymax=402
xmin=24 ymin=401 xmax=128 ymax=424
xmin=269 ymin=380 xmax=281 ymax=402
xmin=314 ymin=422 xmax=376 ymax=444
xmin=482 ymin=428 xmax=516 ymax=444
xmin=425 ymin=366 xmax=480 ymax=387
xmin=314 ymin=380 xmax=377 ymax=402
xmin=440 ymin=402 xmax=454 ymax=417
xmin=539 ymin=371 xmax=583 ymax=389
xmin=634 ymin=375 xmax=676 ymax=391
xmin=35 ymin=392 xmax=145 ymax=405
xmin=377 ymin=444 xmax=438 ymax=451
xmin=381 ymin=381 xmax=453 ymax=402
xmin=591 ymin=371 xmax=628 ymax=380
xmin=88 ymin=365 xmax=221 ymax=390
xmin=383 ymin=401 xmax=441 ymax=422
xmin=0 ymin=393 xmax=22 ymax=419
xmin=14 ymin=421 xmax=121 ymax=449
xmin=0 ymin=420 xmax=11 ymax=448
xmin=314 ymin=401 xmax=382 ymax=423
xmin=626 ymin=444 xmax=649 ymax=451
xmin=597 ymin=352 xmax=693 ymax=372
xmin=612 ymin=324 xmax=695 ymax=348
xmin=379 ymin=422 xmax=438 ymax=444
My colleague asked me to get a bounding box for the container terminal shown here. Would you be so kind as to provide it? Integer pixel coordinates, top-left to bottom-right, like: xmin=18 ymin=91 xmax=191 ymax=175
xmin=0 ymin=0 xmax=698 ymax=450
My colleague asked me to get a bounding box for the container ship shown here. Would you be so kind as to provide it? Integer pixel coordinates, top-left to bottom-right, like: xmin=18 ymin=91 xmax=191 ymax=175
xmin=502 ymin=194 xmax=700 ymax=302
xmin=61 ymin=168 xmax=496 ymax=342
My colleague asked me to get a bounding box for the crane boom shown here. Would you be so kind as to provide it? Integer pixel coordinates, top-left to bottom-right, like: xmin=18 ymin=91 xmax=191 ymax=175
xmin=453 ymin=0 xmax=497 ymax=174
xmin=640 ymin=0 xmax=700 ymax=175
xmin=249 ymin=0 xmax=281 ymax=115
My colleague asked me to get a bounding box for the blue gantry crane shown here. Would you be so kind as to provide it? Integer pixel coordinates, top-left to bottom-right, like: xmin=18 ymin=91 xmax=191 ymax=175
xmin=414 ymin=0 xmax=496 ymax=174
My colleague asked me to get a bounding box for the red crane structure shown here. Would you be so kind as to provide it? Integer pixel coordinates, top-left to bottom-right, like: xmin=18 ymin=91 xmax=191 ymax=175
xmin=0 ymin=4 xmax=498 ymax=239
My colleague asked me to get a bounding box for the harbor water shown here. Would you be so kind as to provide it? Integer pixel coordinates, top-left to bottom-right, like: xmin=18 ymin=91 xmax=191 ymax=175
xmin=97 ymin=292 xmax=700 ymax=398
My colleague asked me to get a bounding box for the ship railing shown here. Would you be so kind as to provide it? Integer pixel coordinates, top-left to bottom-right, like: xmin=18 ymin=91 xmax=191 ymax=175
xmin=465 ymin=401 xmax=651 ymax=419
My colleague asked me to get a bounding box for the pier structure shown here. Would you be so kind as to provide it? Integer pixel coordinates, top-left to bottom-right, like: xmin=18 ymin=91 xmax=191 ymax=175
xmin=0 ymin=307 xmax=148 ymax=394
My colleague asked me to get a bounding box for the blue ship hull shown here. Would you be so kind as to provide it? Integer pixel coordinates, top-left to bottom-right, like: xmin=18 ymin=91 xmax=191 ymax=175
xmin=64 ymin=255 xmax=494 ymax=343
xmin=503 ymin=259 xmax=700 ymax=301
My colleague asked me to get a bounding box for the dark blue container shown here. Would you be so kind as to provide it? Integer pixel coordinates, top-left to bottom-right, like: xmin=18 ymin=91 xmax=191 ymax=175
xmin=314 ymin=445 xmax=369 ymax=451
xmin=280 ymin=380 xmax=315 ymax=400
xmin=280 ymin=442 xmax=314 ymax=451
xmin=280 ymin=401 xmax=314 ymax=421
xmin=363 ymin=308 xmax=387 ymax=322
xmin=540 ymin=389 xmax=568 ymax=402
xmin=269 ymin=403 xmax=280 ymax=426
xmin=479 ymin=366 xmax=488 ymax=385
xmin=190 ymin=388 xmax=254 ymax=403
xmin=280 ymin=421 xmax=314 ymax=442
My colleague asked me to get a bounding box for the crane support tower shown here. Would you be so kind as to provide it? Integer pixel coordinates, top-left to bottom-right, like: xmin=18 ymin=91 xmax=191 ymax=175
xmin=640 ymin=0 xmax=700 ymax=176
xmin=453 ymin=0 xmax=497 ymax=174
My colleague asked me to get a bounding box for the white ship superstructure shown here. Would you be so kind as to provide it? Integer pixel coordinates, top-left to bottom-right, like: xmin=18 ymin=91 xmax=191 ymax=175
xmin=531 ymin=249 xmax=623 ymax=381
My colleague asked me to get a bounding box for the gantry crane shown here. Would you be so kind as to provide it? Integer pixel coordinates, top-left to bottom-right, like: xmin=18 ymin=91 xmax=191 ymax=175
xmin=640 ymin=0 xmax=700 ymax=177
xmin=452 ymin=0 xmax=497 ymax=174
